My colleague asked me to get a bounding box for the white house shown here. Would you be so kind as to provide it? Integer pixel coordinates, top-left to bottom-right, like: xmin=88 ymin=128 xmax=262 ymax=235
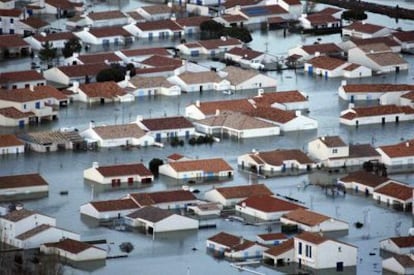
xmin=74 ymin=26 xmax=134 ymax=46
xmin=83 ymin=162 xmax=153 ymax=185
xmin=299 ymin=12 xmax=341 ymax=30
xmin=380 ymin=236 xmax=414 ymax=255
xmin=204 ymin=184 xmax=273 ymax=207
xmin=80 ymin=122 xmax=155 ymax=148
xmin=393 ymin=31 xmax=414 ymax=52
xmin=158 ymin=158 xmax=233 ymax=180
xmin=262 ymin=239 xmax=295 ymax=266
xmin=176 ymin=16 xmax=211 ymax=36
xmin=222 ymin=66 xmax=277 ymax=91
xmin=135 ymin=5 xmax=172 ymax=21
xmin=193 ymin=111 xmax=281 ymax=139
xmin=235 ymin=195 xmax=304 ymax=221
xmin=185 ymin=98 xmax=256 ymax=120
xmin=294 ymin=232 xmax=357 ymax=270
xmin=124 ymin=206 xmax=199 ymax=233
xmin=304 ymin=55 xmax=371 ymax=78
xmin=176 ymin=37 xmax=243 ymax=57
xmin=372 ymin=181 xmax=413 ymax=211
xmin=69 ymin=81 xmax=134 ymax=103
xmin=382 ymin=255 xmax=414 ymax=275
xmin=338 ymin=170 xmax=389 ymax=195
xmin=253 ymin=90 xmax=308 ymax=111
xmin=0 ymin=173 xmax=48 ymax=200
xmin=0 ymin=134 xmax=24 ymax=155
xmin=43 ymin=63 xmax=110 ymax=86
xmin=65 ymin=52 xmax=123 ymax=66
xmin=0 ymin=70 xmax=46 ymax=90
xmin=24 ymin=32 xmax=77 ymax=50
xmin=136 ymin=116 xmax=195 ymax=141
xmin=40 ymin=238 xmax=107 ymax=262
xmin=307 ymin=136 xmax=348 ymax=163
xmin=0 ymin=8 xmax=24 ymax=35
xmin=256 ymin=233 xmax=289 ymax=246
xmin=342 ymin=21 xmax=392 ymax=39
xmin=83 ymin=10 xmax=128 ymax=28
xmin=224 ymin=47 xmax=266 ymax=69
xmin=125 ymin=190 xmax=199 ymax=209
xmin=126 ymin=75 xmax=181 ymax=97
xmin=123 ymin=19 xmax=183 ymax=39
xmin=168 ymin=71 xmax=230 ymax=93
xmin=376 ymin=139 xmax=414 ymax=167
xmin=280 ymin=209 xmax=349 ymax=233
xmin=340 ymin=104 xmax=414 ymax=126
xmin=80 ymin=198 xmax=140 ymax=220
xmin=237 ymin=149 xmax=315 ymax=174
xmin=115 ymin=47 xmax=172 ymax=64
xmin=287 ymin=43 xmax=343 ymax=62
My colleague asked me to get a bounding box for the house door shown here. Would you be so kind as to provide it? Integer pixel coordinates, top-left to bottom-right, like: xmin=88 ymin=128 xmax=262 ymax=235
xmin=35 ymin=102 xmax=40 ymax=109
xmin=308 ymin=65 xmax=313 ymax=75
xmin=350 ymin=95 xmax=354 ymax=103
xmin=100 ymin=98 xmax=105 ymax=104
xmin=19 ymin=120 xmax=25 ymax=128
xmin=382 ymin=117 xmax=385 ymax=124
xmin=199 ymin=85 xmax=203 ymax=94
xmin=156 ymin=133 xmax=161 ymax=142
xmin=336 ymin=262 xmax=344 ymax=271
xmin=396 ymin=116 xmax=399 ymax=123
xmin=396 ymin=66 xmax=400 ymax=73
xmin=128 ymin=177 xmax=134 ymax=185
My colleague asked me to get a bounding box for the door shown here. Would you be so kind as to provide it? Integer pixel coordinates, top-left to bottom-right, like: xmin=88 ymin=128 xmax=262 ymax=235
xmin=382 ymin=117 xmax=385 ymax=124
xmin=308 ymin=65 xmax=313 ymax=75
xmin=19 ymin=120 xmax=25 ymax=128
xmin=156 ymin=133 xmax=161 ymax=142
xmin=336 ymin=262 xmax=343 ymax=271
xmin=128 ymin=177 xmax=133 ymax=185
xmin=35 ymin=102 xmax=40 ymax=109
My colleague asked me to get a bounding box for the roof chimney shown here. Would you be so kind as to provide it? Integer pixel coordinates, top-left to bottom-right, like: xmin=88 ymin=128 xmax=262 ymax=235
xmin=215 ymin=109 xmax=220 ymax=116
xmin=314 ymin=51 xmax=320 ymax=57
xmin=89 ymin=120 xmax=95 ymax=129
xmin=257 ymin=88 xmax=264 ymax=97
xmin=196 ymin=100 xmax=200 ymax=107
xmin=29 ymin=84 xmax=35 ymax=92
xmin=239 ymin=236 xmax=244 ymax=245
xmin=92 ymin=162 xmax=99 ymax=169
xmin=136 ymin=115 xmax=143 ymax=122
xmin=341 ymin=80 xmax=347 ymax=86
xmin=406 ymin=142 xmax=410 ymax=147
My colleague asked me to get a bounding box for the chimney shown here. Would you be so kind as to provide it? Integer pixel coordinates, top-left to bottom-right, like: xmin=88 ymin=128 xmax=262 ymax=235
xmin=295 ymin=110 xmax=301 ymax=116
xmin=314 ymin=51 xmax=320 ymax=57
xmin=125 ymin=70 xmax=131 ymax=82
xmin=239 ymin=236 xmax=244 ymax=245
xmin=92 ymin=162 xmax=99 ymax=169
xmin=341 ymin=80 xmax=347 ymax=86
xmin=136 ymin=115 xmax=143 ymax=122
xmin=29 ymin=84 xmax=35 ymax=92
xmin=72 ymin=81 xmax=79 ymax=90
xmin=89 ymin=120 xmax=95 ymax=129
xmin=195 ymin=100 xmax=200 ymax=107
xmin=220 ymin=36 xmax=227 ymax=41
xmin=73 ymin=52 xmax=79 ymax=58
xmin=215 ymin=109 xmax=220 ymax=116
xmin=257 ymin=88 xmax=264 ymax=97
xmin=321 ymin=136 xmax=325 ymax=141
xmin=406 ymin=142 xmax=410 ymax=147
xmin=348 ymin=103 xmax=355 ymax=109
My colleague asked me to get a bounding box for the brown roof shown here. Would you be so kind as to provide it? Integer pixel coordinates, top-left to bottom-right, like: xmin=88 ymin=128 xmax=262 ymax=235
xmin=220 ymin=14 xmax=248 ymax=23
xmin=44 ymin=238 xmax=103 ymax=254
xmin=282 ymin=209 xmax=331 ymax=226
xmin=198 ymin=37 xmax=242 ymax=50
xmin=222 ymin=66 xmax=261 ymax=86
xmin=253 ymin=90 xmax=307 ymax=105
xmin=378 ymin=140 xmax=414 ymax=158
xmin=343 ymin=63 xmax=361 ymax=71
xmin=0 ymin=134 xmax=24 ymax=147
xmin=0 ymin=173 xmax=48 ymax=189
xmin=2 ymin=209 xmax=36 ymax=222
xmin=167 ymin=158 xmax=233 ymax=173
xmin=350 ymin=36 xmax=400 ymax=48
xmin=401 ymin=91 xmax=414 ymax=101
xmin=196 ymin=111 xmax=276 ymax=130
xmin=78 ymin=52 xmax=122 ymax=64
xmin=126 ymin=206 xmax=173 ymax=222
xmin=88 ymin=27 xmax=132 ymax=38
xmin=348 ymin=144 xmax=380 ymax=158
xmin=253 ymin=149 xmax=314 ymax=166
xmin=264 ymin=239 xmax=294 ymax=256
xmin=318 ymin=136 xmax=346 ymax=147
xmin=79 ymin=81 xmax=125 ymax=98
xmin=226 ymin=47 xmax=263 ymax=60
xmin=90 ymin=198 xmax=139 ymax=212
xmin=57 ymin=63 xmax=110 ymax=77
xmin=391 ymin=255 xmax=414 ymax=268
xmin=96 ymin=163 xmax=152 ymax=177
xmin=196 ymin=98 xmax=255 ymax=115
xmin=248 ymin=106 xmax=297 ymax=123
xmin=301 ymin=43 xmax=342 ymax=55
xmin=16 ymin=224 xmax=51 ymax=240
xmin=339 ymin=170 xmax=388 ymax=188
xmin=32 ymin=32 xmax=75 ymax=43
xmin=238 ymin=195 xmax=304 ymax=213
xmin=342 ymin=84 xmax=414 ymax=93
xmin=140 ymin=55 xmax=182 ymax=67
xmin=87 ymin=10 xmax=127 ymax=20
xmin=136 ymin=19 xmax=182 ymax=31
xmin=0 ymin=8 xmax=22 ymax=17
xmin=344 ymin=21 xmax=386 ymax=34
xmin=0 ymin=107 xmax=33 ymax=119
xmin=178 ymin=71 xmax=222 ymax=84
xmin=307 ymin=56 xmax=347 ymax=70
xmin=374 ymin=182 xmax=413 ymax=201
xmin=20 ymin=17 xmax=48 ymax=29
xmin=129 ymin=190 xmax=196 ymax=206
xmin=140 ymin=116 xmax=193 ymax=131
xmin=0 ymin=70 xmax=44 ymax=84
xmin=208 ymin=231 xmax=241 ymax=247
xmin=257 ymin=233 xmax=288 ymax=241
xmin=367 ymin=52 xmax=407 ymax=66
xmin=176 ymin=16 xmax=211 ymax=27
xmin=215 ymin=184 xmax=273 ymax=199
xmin=129 ymin=75 xmax=174 ymax=88
xmin=140 ymin=4 xmax=172 ymax=14
xmin=341 ymin=105 xmax=414 ymax=120
xmin=224 ymin=0 xmax=261 ymax=9
xmin=393 ymin=31 xmax=414 ymax=42
xmin=45 ymin=0 xmax=76 ymax=9
xmin=306 ymin=13 xmax=339 ymax=25
xmin=167 ymin=153 xmax=184 ymax=161
xmin=0 ymin=34 xmax=29 ymax=48
xmin=0 ymin=86 xmax=57 ymax=102
xmin=92 ymin=124 xmax=147 ymax=140
xmin=389 ymin=236 xmax=414 ymax=248
xmin=295 ymin=232 xmax=327 ymax=245
xmin=120 ymin=47 xmax=170 ymax=57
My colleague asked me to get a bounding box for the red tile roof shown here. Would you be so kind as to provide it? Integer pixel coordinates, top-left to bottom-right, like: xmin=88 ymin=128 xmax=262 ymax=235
xmin=20 ymin=17 xmax=48 ymax=29
xmin=140 ymin=116 xmax=193 ymax=131
xmin=0 ymin=107 xmax=33 ymax=119
xmin=389 ymin=236 xmax=414 ymax=248
xmin=220 ymin=14 xmax=248 ymax=23
xmin=16 ymin=224 xmax=51 ymax=240
xmin=87 ymin=10 xmax=127 ymax=21
xmin=57 ymin=63 xmax=110 ymax=77
xmin=248 ymin=106 xmax=297 ymax=123
xmin=136 ymin=19 xmax=182 ymax=31
xmin=350 ymin=36 xmax=400 ymax=48
xmin=282 ymin=209 xmax=331 ymax=226
xmin=126 ymin=206 xmax=173 ymax=222
xmin=226 ymin=47 xmax=263 ymax=60
xmin=344 ymin=21 xmax=386 ymax=34
xmin=374 ymin=181 xmax=413 ymax=201
xmin=44 ymin=238 xmax=104 ymax=254
xmin=295 ymin=231 xmax=327 ymax=245
xmin=208 ymin=231 xmax=242 ymax=247
xmin=0 ymin=134 xmax=24 ymax=147
xmin=238 ymin=195 xmax=304 ymax=213
xmin=318 ymin=136 xmax=347 ymax=147
xmin=264 ymin=238 xmax=294 ymax=256
xmin=341 ymin=105 xmax=414 ymax=120
xmin=0 ymin=34 xmax=30 ymax=48
xmin=253 ymin=90 xmax=307 ymax=105
xmin=393 ymin=31 xmax=414 ymax=42
xmin=0 ymin=70 xmax=44 ymax=84
xmin=257 ymin=233 xmax=288 ymax=241
xmin=129 ymin=190 xmax=196 ymax=206
xmin=167 ymin=158 xmax=233 ymax=173
xmin=301 ymin=43 xmax=342 ymax=55
xmin=79 ymin=81 xmax=125 ymax=98
xmin=90 ymin=198 xmax=139 ymax=212
xmin=176 ymin=16 xmax=211 ymax=27
xmin=196 ymin=98 xmax=255 ymax=115
xmin=45 ymin=0 xmax=76 ymax=9
xmin=0 ymin=173 xmax=48 ymax=189
xmin=0 ymin=86 xmax=60 ymax=102
xmin=252 ymin=149 xmax=314 ymax=166
xmin=77 ymin=52 xmax=122 ymax=64
xmin=96 ymin=163 xmax=152 ymax=177
xmin=1 ymin=209 xmax=37 ymax=222
xmin=306 ymin=13 xmax=339 ymax=25
xmin=140 ymin=55 xmax=182 ymax=67
xmin=214 ymin=184 xmax=273 ymax=199
xmin=224 ymin=0 xmax=261 ymax=9
xmin=198 ymin=37 xmax=242 ymax=50
xmin=342 ymin=84 xmax=414 ymax=93
xmin=0 ymin=8 xmax=22 ymax=17
xmin=120 ymin=47 xmax=170 ymax=57
xmin=339 ymin=170 xmax=389 ymax=188
xmin=167 ymin=153 xmax=184 ymax=161
xmin=88 ymin=26 xmax=132 ymax=38
xmin=307 ymin=55 xmax=347 ymax=70
xmin=378 ymin=140 xmax=414 ymax=158
xmin=32 ymin=32 xmax=76 ymax=42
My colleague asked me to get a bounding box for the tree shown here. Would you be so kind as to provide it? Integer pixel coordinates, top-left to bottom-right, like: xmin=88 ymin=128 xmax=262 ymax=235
xmin=96 ymin=64 xmax=133 ymax=82
xmin=38 ymin=41 xmax=57 ymax=67
xmin=200 ymin=20 xmax=224 ymax=39
xmin=341 ymin=9 xmax=368 ymax=21
xmin=222 ymin=27 xmax=252 ymax=43
xmin=149 ymin=158 xmax=164 ymax=177
xmin=61 ymin=37 xmax=82 ymax=58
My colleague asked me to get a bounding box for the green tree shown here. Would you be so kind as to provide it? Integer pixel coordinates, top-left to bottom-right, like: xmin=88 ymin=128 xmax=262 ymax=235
xmin=200 ymin=20 xmax=224 ymax=39
xmin=222 ymin=27 xmax=252 ymax=43
xmin=341 ymin=9 xmax=367 ymax=21
xmin=149 ymin=158 xmax=164 ymax=177
xmin=96 ymin=64 xmax=130 ymax=82
xmin=62 ymin=37 xmax=82 ymax=58
xmin=38 ymin=41 xmax=57 ymax=68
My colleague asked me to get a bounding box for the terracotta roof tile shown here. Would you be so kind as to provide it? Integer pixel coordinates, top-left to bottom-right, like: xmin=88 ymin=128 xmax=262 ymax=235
xmin=214 ymin=184 xmax=273 ymax=199
xmin=0 ymin=8 xmax=22 ymax=17
xmin=318 ymin=136 xmax=346 ymax=147
xmin=238 ymin=195 xmax=304 ymax=213
xmin=45 ymin=0 xmax=76 ymax=9
xmin=167 ymin=153 xmax=184 ymax=161
xmin=389 ymin=236 xmax=414 ymax=248
xmin=301 ymin=43 xmax=342 ymax=55
xmin=92 ymin=124 xmax=147 ymax=140
xmin=348 ymin=144 xmax=380 ymax=158
xmin=120 ymin=47 xmax=170 ymax=57
xmin=196 ymin=98 xmax=255 ymax=115
xmin=344 ymin=21 xmax=386 ymax=34
xmin=88 ymin=26 xmax=132 ymax=38
xmin=79 ymin=81 xmax=125 ymax=98
xmin=350 ymin=36 xmax=400 ymax=48
xmin=198 ymin=37 xmax=242 ymax=50
xmin=140 ymin=116 xmax=193 ymax=131
xmin=220 ymin=14 xmax=248 ymax=23
xmin=339 ymin=170 xmax=389 ymax=188
xmin=226 ymin=47 xmax=263 ymax=60
xmin=282 ymin=209 xmax=330 ymax=226
xmin=16 ymin=224 xmax=51 ymax=240
xmin=78 ymin=52 xmax=122 ymax=64
xmin=90 ymin=198 xmax=139 ymax=212
xmin=252 ymin=149 xmax=314 ymax=166
xmin=1 ymin=209 xmax=37 ymax=222
xmin=343 ymin=63 xmax=361 ymax=71
xmin=176 ymin=16 xmax=211 ymax=27
xmin=0 ymin=34 xmax=30 ymax=48
xmin=87 ymin=10 xmax=127 ymax=21
xmin=307 ymin=55 xmax=347 ymax=70
xmin=196 ymin=111 xmax=276 ymax=130
xmin=254 ymin=90 xmax=307 ymax=105
xmin=96 ymin=163 xmax=152 ymax=177
xmin=0 ymin=86 xmax=62 ymax=102
xmin=393 ymin=31 xmax=414 ymax=42
xmin=222 ymin=66 xmax=261 ymax=85
xmin=136 ymin=19 xmax=182 ymax=31
xmin=140 ymin=4 xmax=172 ymax=14
xmin=295 ymin=231 xmax=327 ymax=244
xmin=177 ymin=71 xmax=222 ymax=84
xmin=0 ymin=107 xmax=33 ymax=119
xmin=0 ymin=70 xmax=44 ymax=84
xmin=44 ymin=239 xmax=103 ymax=254
xmin=33 ymin=32 xmax=76 ymax=43
xmin=140 ymin=55 xmax=182 ymax=67
xmin=0 ymin=173 xmax=48 ymax=189
xmin=208 ymin=231 xmax=242 ymax=247
xmin=306 ymin=13 xmax=339 ymax=25
xmin=20 ymin=17 xmax=48 ymax=29
xmin=129 ymin=75 xmax=174 ymax=88
xmin=378 ymin=139 xmax=414 ymax=158
xmin=264 ymin=239 xmax=294 ymax=256
xmin=366 ymin=52 xmax=407 ymax=66
xmin=374 ymin=181 xmax=413 ymax=201
xmin=341 ymin=105 xmax=414 ymax=119
xmin=57 ymin=63 xmax=110 ymax=77
xmin=391 ymin=255 xmax=414 ymax=268
xmin=257 ymin=233 xmax=288 ymax=241
xmin=167 ymin=158 xmax=233 ymax=173
xmin=248 ymin=106 xmax=297 ymax=123
xmin=129 ymin=190 xmax=196 ymax=205
xmin=126 ymin=206 xmax=173 ymax=222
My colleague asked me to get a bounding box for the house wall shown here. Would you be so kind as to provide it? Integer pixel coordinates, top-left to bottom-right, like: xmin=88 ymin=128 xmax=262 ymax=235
xmin=0 ymin=214 xmax=55 ymax=242
xmin=307 ymin=139 xmax=348 ymax=161
xmin=43 ymin=68 xmax=71 ymax=85
xmin=0 ymin=185 xmax=48 ymax=197
xmin=380 ymin=239 xmax=412 ymax=255
xmin=185 ymin=104 xmax=205 ymax=120
xmin=206 ymin=239 xmax=229 ymax=253
xmin=263 ymin=249 xmax=295 ymax=265
xmin=225 ymin=244 xmax=267 ymax=259
xmin=0 ymin=144 xmax=24 ymax=155
xmin=83 ymin=168 xmax=153 ymax=184
xmin=154 ymin=215 xmax=198 ymax=232
xmin=40 ymin=246 xmax=107 ymax=261
xmin=0 ymin=115 xmax=29 ymax=127
xmin=382 ymin=258 xmax=413 ymax=274
xmin=343 ymin=66 xmax=372 ymax=78
xmin=373 ymin=191 xmax=408 ymax=206
xmin=235 ymin=205 xmax=287 ymax=221
xmin=80 ymin=203 xmax=138 ymax=220
xmin=17 ymin=227 xmax=80 ymax=249
xmin=204 ymin=190 xmax=227 ymax=206
xmin=233 ymin=74 xmax=277 ymax=91
xmin=340 ymin=112 xmax=414 ymax=126
xmin=280 ymin=116 xmax=318 ymax=132
xmin=294 ymin=239 xmax=357 ymax=269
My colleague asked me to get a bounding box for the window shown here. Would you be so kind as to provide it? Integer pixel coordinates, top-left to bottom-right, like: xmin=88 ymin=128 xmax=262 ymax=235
xmin=10 ymin=18 xmax=14 ymax=23
xmin=338 ymin=246 xmax=342 ymax=252
xmin=332 ymin=148 xmax=338 ymax=154
xmin=298 ymin=242 xmax=302 ymax=255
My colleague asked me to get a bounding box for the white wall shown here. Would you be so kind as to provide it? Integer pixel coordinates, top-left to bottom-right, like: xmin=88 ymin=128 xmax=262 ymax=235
xmin=154 ymin=215 xmax=198 ymax=232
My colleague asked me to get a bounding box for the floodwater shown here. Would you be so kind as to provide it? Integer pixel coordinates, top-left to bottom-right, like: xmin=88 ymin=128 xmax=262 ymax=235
xmin=1 ymin=1 xmax=414 ymax=274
